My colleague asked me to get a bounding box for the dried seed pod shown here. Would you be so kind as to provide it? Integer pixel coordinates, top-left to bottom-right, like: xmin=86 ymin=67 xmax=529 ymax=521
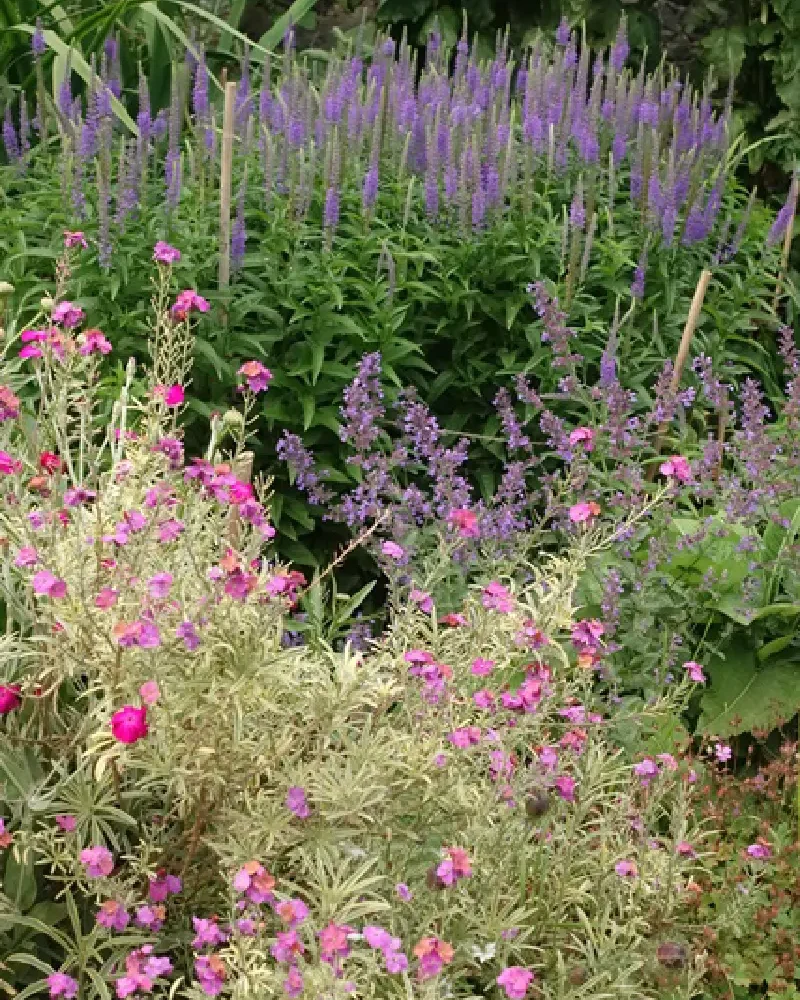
xmin=656 ymin=941 xmax=689 ymax=969
xmin=567 ymin=965 xmax=588 ymax=986
xmin=525 ymin=788 xmax=550 ymax=818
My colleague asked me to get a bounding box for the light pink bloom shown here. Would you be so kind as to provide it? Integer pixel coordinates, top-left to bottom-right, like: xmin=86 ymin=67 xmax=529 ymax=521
xmin=684 ymin=660 xmax=706 ymax=683
xmin=171 ymin=289 xmax=210 ymax=321
xmin=410 ymin=588 xmax=433 ymax=613
xmin=63 ymin=231 xmax=88 ymax=249
xmin=448 ymin=508 xmax=480 ymax=538
xmin=659 ymin=455 xmax=692 ymax=482
xmin=147 ymin=572 xmax=173 ymax=599
xmin=286 ymin=786 xmax=311 ymax=819
xmin=714 ymin=743 xmax=733 ymax=763
xmin=675 ymin=841 xmax=697 ymax=858
xmin=78 ymin=328 xmax=112 ymax=355
xmin=139 ymin=681 xmax=160 ymax=706
xmin=569 ymin=501 xmax=600 ymax=524
xmin=153 ymin=241 xmax=181 ymax=265
xmin=482 ymin=581 xmax=513 ymax=613
xmin=51 ymin=301 xmax=85 ymax=328
xmin=14 ymin=547 xmax=38 ymax=568
xmin=95 ymin=588 xmax=119 ymax=608
xmin=615 ymin=859 xmax=638 ymax=878
xmin=497 ymin=966 xmax=535 ymax=1000
xmin=55 ymin=815 xmax=77 ymax=832
xmin=381 ymin=540 xmax=405 ymax=560
xmin=237 ymin=360 xmax=272 ymax=393
xmin=32 ymin=570 xmax=67 ymax=598
xmin=96 ymin=899 xmax=130 ymax=932
xmin=471 ymin=657 xmax=495 ymax=676
xmin=47 ymin=973 xmax=79 ymax=999
xmin=746 ymin=842 xmax=772 ymax=860
xmin=80 ymin=845 xmax=114 ymax=877
xmin=568 ymin=426 xmax=594 ymax=451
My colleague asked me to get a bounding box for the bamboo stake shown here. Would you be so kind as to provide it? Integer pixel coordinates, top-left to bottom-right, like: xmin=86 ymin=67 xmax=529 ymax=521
xmin=649 ymin=268 xmax=713 ymax=475
xmin=218 ymin=80 xmax=237 ymax=294
xmin=772 ymin=173 xmax=798 ymax=314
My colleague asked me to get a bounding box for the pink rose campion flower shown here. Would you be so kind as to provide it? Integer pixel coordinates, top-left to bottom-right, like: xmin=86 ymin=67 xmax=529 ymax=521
xmin=276 ymin=898 xmax=309 ymax=927
xmin=111 ymin=705 xmax=149 ymax=744
xmin=286 ymin=786 xmax=311 ymax=818
xmin=147 ymin=572 xmax=173 ymax=599
xmin=381 ymin=540 xmax=405 ymax=561
xmin=659 ymin=455 xmax=692 ymax=482
xmin=47 ymin=973 xmax=79 ymax=999
xmin=237 ymin=360 xmax=272 ymax=393
xmin=95 ymin=587 xmax=119 ymax=609
xmin=63 ymin=230 xmax=88 ymax=250
xmin=153 ymin=241 xmax=181 ymax=265
xmin=55 ymin=814 xmax=77 ymax=832
xmin=436 ymin=846 xmax=472 ymax=886
xmin=32 ymin=570 xmax=67 ymax=598
xmin=51 ymin=301 xmax=85 ymax=328
xmin=675 ymin=840 xmax=697 ymax=858
xmin=482 ymin=581 xmax=513 ymax=613
xmin=0 ymin=685 xmax=22 ymax=714
xmin=569 ymin=501 xmax=601 ymax=523
xmin=746 ymin=841 xmax=772 ymax=860
xmin=164 ymin=384 xmax=184 ymax=406
xmin=136 ymin=904 xmax=166 ymax=932
xmin=0 ymin=450 xmax=22 ymax=475
xmin=192 ymin=917 xmax=229 ymax=950
xmin=139 ymin=681 xmax=160 ymax=705
xmin=568 ymin=426 xmax=595 ymax=451
xmin=271 ymin=929 xmax=305 ymax=962
xmin=615 ymin=859 xmax=638 ymax=878
xmin=14 ymin=546 xmax=38 ymax=567
xmin=448 ymin=508 xmax=480 ymax=537
xmin=553 ymin=774 xmax=576 ymax=802
xmin=194 ymin=955 xmax=226 ymax=996
xmin=80 ymin=845 xmax=114 ymax=877
xmin=684 ymin=660 xmax=706 ymax=683
xmin=283 ymin=966 xmax=304 ymax=998
xmin=409 ymin=588 xmax=433 ymax=613
xmin=497 ymin=966 xmax=535 ymax=999
xmin=319 ymin=922 xmax=354 ymax=965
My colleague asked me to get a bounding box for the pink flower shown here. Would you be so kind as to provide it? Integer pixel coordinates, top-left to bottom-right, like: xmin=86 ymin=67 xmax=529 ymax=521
xmin=410 ymin=588 xmax=433 ymax=613
xmin=659 ymin=455 xmax=692 ymax=482
xmin=276 ymin=898 xmax=309 ymax=927
xmin=47 ymin=973 xmax=79 ymax=999
xmin=0 ymin=685 xmax=21 ymax=715
xmin=0 ymin=450 xmax=22 ymax=475
xmin=746 ymin=842 xmax=772 ymax=860
xmin=96 ymin=899 xmax=130 ymax=932
xmin=237 ymin=360 xmax=272 ymax=393
xmin=51 ymin=301 xmax=85 ymax=329
xmin=381 ymin=540 xmax=405 ymax=561
xmin=497 ymin=966 xmax=535 ymax=1000
xmin=231 ymin=861 xmax=274 ymax=904
xmin=615 ymin=859 xmax=638 ymax=878
xmin=32 ymin=570 xmax=67 ymax=598
xmin=286 ymin=786 xmax=311 ymax=819
xmin=95 ymin=588 xmax=119 ymax=609
xmin=413 ymin=937 xmax=454 ymax=981
xmin=714 ymin=743 xmax=732 ymax=763
xmin=319 ymin=922 xmax=354 ymax=965
xmin=271 ymin=929 xmax=305 ymax=963
xmin=482 ymin=581 xmax=513 ymax=613
xmin=395 ymin=882 xmax=413 ymax=901
xmin=554 ymin=774 xmax=576 ymax=802
xmin=441 ymin=612 xmax=468 ymax=627
xmin=148 ymin=871 xmax=182 ymax=901
xmin=569 ymin=501 xmax=601 ymax=524
xmin=171 ymin=289 xmax=210 ymax=321
xmin=63 ymin=230 xmax=88 ymax=250
xmin=78 ymin=328 xmax=112 ymax=355
xmin=153 ymin=241 xmax=181 ymax=265
xmin=157 ymin=518 xmax=184 ymax=542
xmin=283 ymin=967 xmax=304 ymax=998
xmin=139 ymin=681 xmax=160 ymax=706
xmin=80 ymin=845 xmax=114 ymax=877
xmin=135 ymin=904 xmax=165 ymax=931
xmin=473 ymin=689 xmax=495 ymax=710
xmin=0 ymin=818 xmax=11 ymax=848
xmin=448 ymin=726 xmax=481 ymax=748
xmin=14 ymin=547 xmax=39 ymax=568
xmin=0 ymin=385 xmax=20 ymax=422
xmin=55 ymin=815 xmax=76 ymax=832
xmin=435 ymin=846 xmax=472 ymax=886
xmin=192 ymin=917 xmax=228 ymax=950
xmin=633 ymin=758 xmax=659 ymax=785
xmin=194 ymin=955 xmax=226 ymax=996
xmin=448 ymin=508 xmax=480 ymax=538
xmin=675 ymin=841 xmax=697 ymax=858
xmin=385 ymin=950 xmax=409 ymax=973
xmin=568 ymin=426 xmax=595 ymax=451
xmin=164 ymin=384 xmax=184 ymax=406
xmin=111 ymin=705 xmax=149 ymax=745
xmin=147 ymin=572 xmax=173 ymax=599
xmin=471 ymin=657 xmax=495 ymax=676
xmin=684 ymin=660 xmax=706 ymax=684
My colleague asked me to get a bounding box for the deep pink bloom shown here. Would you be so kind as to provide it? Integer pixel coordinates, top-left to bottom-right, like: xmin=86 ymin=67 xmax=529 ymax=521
xmin=568 ymin=426 xmax=594 ymax=451
xmin=675 ymin=840 xmax=697 ymax=858
xmin=482 ymin=581 xmax=513 ymax=613
xmin=111 ymin=705 xmax=149 ymax=745
xmin=497 ymin=966 xmax=535 ymax=1000
xmin=714 ymin=743 xmax=733 ymax=763
xmin=47 ymin=973 xmax=79 ymax=999
xmin=436 ymin=846 xmax=472 ymax=886
xmin=232 ymin=861 xmax=275 ymax=903
xmin=286 ymin=786 xmax=311 ymax=819
xmin=395 ymin=882 xmax=413 ymax=901
xmin=569 ymin=501 xmax=601 ymax=524
xmin=659 ymin=455 xmax=692 ymax=482
xmin=473 ymin=689 xmax=495 ymax=710
xmin=684 ymin=660 xmax=706 ymax=684
xmin=164 ymin=384 xmax=184 ymax=406
xmin=319 ymin=922 xmax=355 ymax=965
xmin=615 ymin=859 xmax=638 ymax=878
xmin=96 ymin=899 xmax=130 ymax=932
xmin=51 ymin=301 xmax=85 ymax=328
xmin=135 ymin=904 xmax=165 ymax=931
xmin=471 ymin=657 xmax=495 ymax=676
xmin=55 ymin=814 xmax=76 ymax=832
xmin=153 ymin=241 xmax=181 ymax=265
xmin=78 ymin=328 xmax=112 ymax=356
xmin=283 ymin=966 xmax=304 ymax=998
xmin=271 ymin=929 xmax=305 ymax=963
xmin=157 ymin=518 xmax=184 ymax=542
xmin=148 ymin=871 xmax=182 ymax=902
xmin=276 ymin=897 xmax=309 ymax=927
xmin=448 ymin=726 xmax=481 ymax=748
xmin=237 ymin=360 xmax=272 ymax=393
xmin=32 ymin=570 xmax=67 ymax=598
xmin=448 ymin=508 xmax=480 ymax=538
xmin=147 ymin=572 xmax=173 ymax=599
xmin=0 ymin=450 xmax=22 ymax=475
xmin=194 ymin=955 xmax=226 ymax=995
xmin=63 ymin=231 xmax=88 ymax=250
xmin=80 ymin=845 xmax=114 ymax=877
xmin=171 ymin=289 xmax=210 ymax=321
xmin=95 ymin=587 xmax=119 ymax=609
xmin=746 ymin=842 xmax=772 ymax=860
xmin=553 ymin=774 xmax=576 ymax=802
xmin=0 ymin=685 xmax=21 ymax=714
xmin=192 ymin=916 xmax=229 ymax=949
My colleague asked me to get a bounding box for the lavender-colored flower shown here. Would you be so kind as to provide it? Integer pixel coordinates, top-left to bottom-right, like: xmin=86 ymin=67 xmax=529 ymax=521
xmin=767 ymin=175 xmax=798 ymax=248
xmin=611 ymin=17 xmax=629 ymax=72
xmin=231 ymin=186 xmax=246 ymax=273
xmin=555 ymin=17 xmax=571 ymax=46
xmin=324 ymin=185 xmax=340 ymax=231
xmin=362 ymin=164 xmax=379 ymax=213
xmin=2 ymin=107 xmax=20 ymax=163
xmin=631 ymin=247 xmax=647 ymax=300
xmin=32 ymin=18 xmax=47 ymax=58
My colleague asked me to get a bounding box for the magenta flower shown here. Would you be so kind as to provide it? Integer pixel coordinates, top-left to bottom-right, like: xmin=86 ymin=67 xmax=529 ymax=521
xmin=271 ymin=928 xmax=305 ymax=962
xmin=385 ymin=950 xmax=409 ymax=973
xmin=553 ymin=774 xmax=576 ymax=802
xmin=80 ymin=845 xmax=114 ymax=877
xmin=78 ymin=328 xmax=112 ymax=356
xmin=497 ymin=966 xmax=535 ymax=999
xmin=276 ymin=897 xmax=309 ymax=927
xmin=51 ymin=301 xmax=85 ymax=328
xmin=615 ymin=859 xmax=638 ymax=878
xmin=111 ymin=705 xmax=149 ymax=745
xmin=148 ymin=871 xmax=182 ymax=902
xmin=194 ymin=955 xmax=226 ymax=996
xmin=171 ymin=289 xmax=210 ymax=321
xmin=14 ymin=547 xmax=38 ymax=568
xmin=32 ymin=570 xmax=67 ymax=599
xmin=568 ymin=426 xmax=595 ymax=451
xmin=319 ymin=922 xmax=355 ymax=966
xmin=283 ymin=966 xmax=304 ymax=998
xmin=135 ymin=904 xmax=165 ymax=931
xmin=409 ymin=588 xmax=433 ymax=613
xmin=47 ymin=973 xmax=79 ymax=999
xmin=153 ymin=241 xmax=181 ymax=265
xmin=473 ymin=689 xmax=495 ymax=710
xmin=675 ymin=841 xmax=697 ymax=858
xmin=448 ymin=726 xmax=481 ymax=748
xmin=714 ymin=743 xmax=733 ymax=763
xmin=568 ymin=501 xmax=601 ymax=524
xmin=164 ymin=384 xmax=184 ymax=406
xmin=0 ymin=385 xmax=20 ymax=422
xmin=684 ymin=660 xmax=706 ymax=684
xmin=481 ymin=581 xmax=513 ymax=613
xmin=55 ymin=814 xmax=76 ymax=832
xmin=96 ymin=899 xmax=130 ymax=932
xmin=435 ymin=846 xmax=472 ymax=886
xmin=63 ymin=230 xmax=88 ymax=250
xmin=633 ymin=758 xmax=659 ymax=786
xmin=286 ymin=786 xmax=311 ymax=819
xmin=746 ymin=842 xmax=772 ymax=860
xmin=381 ymin=540 xmax=405 ymax=560
xmin=413 ymin=937 xmax=454 ymax=980
xmin=471 ymin=657 xmax=495 ymax=676
xmin=157 ymin=518 xmax=184 ymax=542
xmin=192 ymin=916 xmax=228 ymax=950
xmin=448 ymin=508 xmax=480 ymax=538
xmin=659 ymin=455 xmax=692 ymax=482
xmin=0 ymin=685 xmax=21 ymax=715
xmin=147 ymin=572 xmax=173 ymax=599
xmin=237 ymin=360 xmax=273 ymax=393
xmin=232 ymin=861 xmax=275 ymax=903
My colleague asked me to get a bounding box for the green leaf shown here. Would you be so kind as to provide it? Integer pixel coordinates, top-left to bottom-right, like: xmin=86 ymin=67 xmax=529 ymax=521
xmin=4 ymin=850 xmax=37 ymax=914
xmin=700 ymin=646 xmax=800 ymax=737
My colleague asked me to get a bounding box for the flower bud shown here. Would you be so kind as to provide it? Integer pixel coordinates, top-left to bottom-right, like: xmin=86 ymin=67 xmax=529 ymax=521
xmin=0 ymin=282 xmax=14 ymax=298
xmin=40 ymin=295 xmax=54 ymax=311
xmin=656 ymin=942 xmax=688 ymax=969
xmin=567 ymin=966 xmax=588 ymax=986
xmin=222 ymin=408 xmax=245 ymax=433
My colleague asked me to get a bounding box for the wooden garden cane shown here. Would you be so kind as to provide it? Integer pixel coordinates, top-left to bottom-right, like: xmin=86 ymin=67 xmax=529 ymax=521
xmin=648 ymin=268 xmax=713 ymax=479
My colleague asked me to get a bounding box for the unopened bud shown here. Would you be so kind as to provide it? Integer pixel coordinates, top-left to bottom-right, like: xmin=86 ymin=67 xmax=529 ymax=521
xmin=0 ymin=281 xmax=14 ymax=298
xmin=222 ymin=408 xmax=245 ymax=432
xmin=40 ymin=295 xmax=54 ymax=311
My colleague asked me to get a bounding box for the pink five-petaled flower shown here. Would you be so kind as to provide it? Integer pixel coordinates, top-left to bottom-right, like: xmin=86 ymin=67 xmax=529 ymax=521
xmin=396 ymin=882 xmax=413 ymax=902
xmin=0 ymin=450 xmax=21 ymax=475
xmin=554 ymin=774 xmax=576 ymax=802
xmin=276 ymin=898 xmax=310 ymax=927
xmin=659 ymin=455 xmax=692 ymax=482
xmin=78 ymin=328 xmax=112 ymax=356
xmin=746 ymin=841 xmax=772 ymax=860
xmin=615 ymin=859 xmax=638 ymax=878
xmin=32 ymin=570 xmax=67 ymax=599
xmin=0 ymin=685 xmax=21 ymax=714
xmin=435 ymin=846 xmax=472 ymax=887
xmin=633 ymin=757 xmax=659 ymax=786
xmin=381 ymin=540 xmax=405 ymax=561
xmin=413 ymin=937 xmax=454 ymax=981
xmin=569 ymin=501 xmax=601 ymax=524
xmin=286 ymin=786 xmax=311 ymax=819
xmin=237 ymin=360 xmax=272 ymax=393
xmin=497 ymin=966 xmax=535 ymax=1000
xmin=56 ymin=814 xmax=77 ymax=832
xmin=482 ymin=581 xmax=514 ymax=613
xmin=448 ymin=508 xmax=480 ymax=538
xmin=139 ymin=681 xmax=160 ymax=706
xmin=47 ymin=973 xmax=79 ymax=999
xmin=164 ymin=384 xmax=184 ymax=407
xmin=271 ymin=929 xmax=305 ymax=963
xmin=684 ymin=660 xmax=706 ymax=684
xmin=80 ymin=845 xmax=114 ymax=877
xmin=111 ymin=705 xmax=149 ymax=745
xmin=51 ymin=301 xmax=85 ymax=329
xmin=714 ymin=743 xmax=733 ymax=763
xmin=0 ymin=385 xmax=20 ymax=421
xmin=153 ymin=241 xmax=181 ymax=265
xmin=568 ymin=426 xmax=595 ymax=451
xmin=95 ymin=587 xmax=119 ymax=609
xmin=283 ymin=966 xmax=304 ymax=998
xmin=171 ymin=289 xmax=210 ymax=321
xmin=63 ymin=230 xmax=88 ymax=250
